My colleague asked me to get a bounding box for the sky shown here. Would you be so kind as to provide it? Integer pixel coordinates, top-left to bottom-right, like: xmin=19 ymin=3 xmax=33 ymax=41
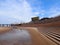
xmin=0 ymin=0 xmax=60 ymax=24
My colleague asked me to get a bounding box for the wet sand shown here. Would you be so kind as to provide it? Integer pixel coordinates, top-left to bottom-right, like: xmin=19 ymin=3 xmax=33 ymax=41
xmin=0 ymin=29 xmax=31 ymax=45
xmin=18 ymin=27 xmax=57 ymax=45
xmin=0 ymin=27 xmax=57 ymax=45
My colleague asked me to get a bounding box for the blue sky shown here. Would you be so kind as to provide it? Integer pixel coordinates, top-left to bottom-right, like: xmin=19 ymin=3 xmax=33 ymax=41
xmin=0 ymin=0 xmax=60 ymax=24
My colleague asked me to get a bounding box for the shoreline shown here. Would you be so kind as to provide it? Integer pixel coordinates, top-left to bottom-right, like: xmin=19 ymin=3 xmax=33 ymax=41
xmin=0 ymin=27 xmax=12 ymax=33
xmin=17 ymin=27 xmax=57 ymax=45
xmin=0 ymin=27 xmax=59 ymax=45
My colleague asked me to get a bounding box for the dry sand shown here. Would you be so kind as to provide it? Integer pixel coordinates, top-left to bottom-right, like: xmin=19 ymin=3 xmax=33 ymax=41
xmin=0 ymin=27 xmax=59 ymax=45
xmin=0 ymin=27 xmax=12 ymax=33
xmin=17 ymin=27 xmax=57 ymax=45
xmin=20 ymin=21 xmax=60 ymax=27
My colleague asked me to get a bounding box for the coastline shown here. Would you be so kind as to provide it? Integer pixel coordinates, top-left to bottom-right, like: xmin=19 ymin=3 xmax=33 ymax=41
xmin=0 ymin=27 xmax=12 ymax=33
xmin=17 ymin=27 xmax=57 ymax=45
xmin=0 ymin=26 xmax=59 ymax=45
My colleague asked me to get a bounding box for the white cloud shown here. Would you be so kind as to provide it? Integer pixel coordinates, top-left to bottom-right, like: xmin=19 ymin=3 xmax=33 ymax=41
xmin=47 ymin=5 xmax=60 ymax=17
xmin=0 ymin=0 xmax=36 ymax=24
xmin=34 ymin=12 xmax=40 ymax=15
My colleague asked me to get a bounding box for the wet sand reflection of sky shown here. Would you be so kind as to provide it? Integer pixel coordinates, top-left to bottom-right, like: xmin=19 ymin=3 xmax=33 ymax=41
xmin=0 ymin=29 xmax=32 ymax=45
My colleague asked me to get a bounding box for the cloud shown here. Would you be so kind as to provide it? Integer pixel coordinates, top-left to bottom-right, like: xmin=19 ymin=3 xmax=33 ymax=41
xmin=0 ymin=0 xmax=37 ymax=24
xmin=0 ymin=0 xmax=60 ymax=24
xmin=46 ymin=4 xmax=60 ymax=17
xmin=32 ymin=0 xmax=60 ymax=18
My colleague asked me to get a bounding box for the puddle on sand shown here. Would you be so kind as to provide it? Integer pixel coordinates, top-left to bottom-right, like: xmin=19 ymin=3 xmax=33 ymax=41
xmin=0 ymin=29 xmax=32 ymax=45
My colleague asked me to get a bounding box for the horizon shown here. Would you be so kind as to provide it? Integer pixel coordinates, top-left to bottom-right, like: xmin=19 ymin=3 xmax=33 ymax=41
xmin=0 ymin=0 xmax=60 ymax=24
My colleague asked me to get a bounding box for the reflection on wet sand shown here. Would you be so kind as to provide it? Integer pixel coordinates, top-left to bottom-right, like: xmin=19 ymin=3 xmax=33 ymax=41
xmin=0 ymin=29 xmax=31 ymax=45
